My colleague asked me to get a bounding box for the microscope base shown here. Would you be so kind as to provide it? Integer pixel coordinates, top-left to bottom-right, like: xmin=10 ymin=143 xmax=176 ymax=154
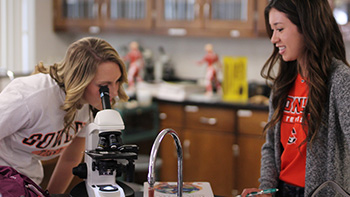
xmin=70 ymin=181 xmax=135 ymax=197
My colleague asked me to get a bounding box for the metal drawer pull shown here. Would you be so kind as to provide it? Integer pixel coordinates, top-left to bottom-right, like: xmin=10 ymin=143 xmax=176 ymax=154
xmin=184 ymin=139 xmax=191 ymax=159
xmin=260 ymin=121 xmax=267 ymax=128
xmin=184 ymin=105 xmax=199 ymax=112
xmin=237 ymin=109 xmax=252 ymax=117
xmin=199 ymin=117 xmax=217 ymax=125
xmin=159 ymin=113 xmax=167 ymax=120
xmin=232 ymin=144 xmax=240 ymax=157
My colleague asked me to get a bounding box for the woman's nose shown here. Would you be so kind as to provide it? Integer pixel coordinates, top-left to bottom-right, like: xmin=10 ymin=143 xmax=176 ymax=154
xmin=270 ymin=31 xmax=279 ymax=44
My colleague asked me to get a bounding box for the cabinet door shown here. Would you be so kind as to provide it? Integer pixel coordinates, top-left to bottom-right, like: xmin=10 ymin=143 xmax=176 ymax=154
xmin=155 ymin=0 xmax=257 ymax=37
xmin=184 ymin=105 xmax=235 ymax=133
xmin=158 ymin=102 xmax=184 ymax=181
xmin=159 ymin=102 xmax=184 ymax=128
xmin=159 ymin=126 xmax=183 ymax=181
xmin=102 ymin=0 xmax=154 ymax=31
xmin=203 ymin=0 xmax=256 ymax=37
xmin=236 ymin=136 xmax=265 ymax=194
xmin=237 ymin=110 xmax=267 ymax=135
xmin=236 ymin=110 xmax=268 ymax=193
xmin=54 ymin=0 xmax=102 ymax=32
xmin=256 ymin=0 xmax=269 ymax=36
xmin=183 ymin=129 xmax=235 ymax=197
xmin=155 ymin=0 xmax=203 ymax=31
xmin=54 ymin=0 xmax=153 ymax=33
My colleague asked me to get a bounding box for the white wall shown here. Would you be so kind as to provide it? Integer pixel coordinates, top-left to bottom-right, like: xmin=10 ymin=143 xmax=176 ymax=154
xmin=90 ymin=34 xmax=272 ymax=83
xmin=34 ymin=0 xmax=75 ymax=66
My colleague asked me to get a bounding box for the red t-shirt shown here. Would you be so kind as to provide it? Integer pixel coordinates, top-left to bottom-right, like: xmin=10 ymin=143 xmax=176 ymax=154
xmin=279 ymin=74 xmax=308 ymax=187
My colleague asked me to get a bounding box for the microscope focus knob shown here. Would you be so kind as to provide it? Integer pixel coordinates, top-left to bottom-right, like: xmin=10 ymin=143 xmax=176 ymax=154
xmin=72 ymin=163 xmax=87 ymax=179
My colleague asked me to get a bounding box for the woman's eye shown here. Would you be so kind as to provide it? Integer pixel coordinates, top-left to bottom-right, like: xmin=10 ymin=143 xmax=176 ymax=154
xmin=277 ymin=28 xmax=283 ymax=32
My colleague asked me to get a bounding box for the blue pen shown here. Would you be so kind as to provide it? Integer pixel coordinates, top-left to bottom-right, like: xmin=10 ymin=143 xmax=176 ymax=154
xmin=236 ymin=188 xmax=279 ymax=197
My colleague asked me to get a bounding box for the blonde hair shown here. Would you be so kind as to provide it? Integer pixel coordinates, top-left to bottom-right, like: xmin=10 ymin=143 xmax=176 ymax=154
xmin=33 ymin=37 xmax=128 ymax=132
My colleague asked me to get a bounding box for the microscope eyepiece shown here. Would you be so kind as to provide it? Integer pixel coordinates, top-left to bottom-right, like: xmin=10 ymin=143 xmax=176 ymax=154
xmin=99 ymin=85 xmax=111 ymax=109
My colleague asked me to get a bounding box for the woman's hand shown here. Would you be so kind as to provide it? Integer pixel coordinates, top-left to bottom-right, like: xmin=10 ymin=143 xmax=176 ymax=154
xmin=240 ymin=188 xmax=272 ymax=197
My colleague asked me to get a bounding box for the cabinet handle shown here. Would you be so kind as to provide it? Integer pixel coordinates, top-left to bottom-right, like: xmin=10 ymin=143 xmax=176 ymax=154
xmin=260 ymin=121 xmax=267 ymax=128
xmin=203 ymin=2 xmax=210 ymax=19
xmin=168 ymin=28 xmax=187 ymax=36
xmin=101 ymin=2 xmax=107 ymax=18
xmin=232 ymin=144 xmax=240 ymax=157
xmin=237 ymin=109 xmax=252 ymax=117
xmin=194 ymin=2 xmax=200 ymax=19
xmin=93 ymin=2 xmax=99 ymax=18
xmin=159 ymin=112 xmax=167 ymax=120
xmin=230 ymin=30 xmax=241 ymax=38
xmin=184 ymin=105 xmax=198 ymax=112
xmin=184 ymin=139 xmax=191 ymax=159
xmin=199 ymin=117 xmax=217 ymax=125
xmin=88 ymin=26 xmax=100 ymax=34
xmin=232 ymin=189 xmax=239 ymax=197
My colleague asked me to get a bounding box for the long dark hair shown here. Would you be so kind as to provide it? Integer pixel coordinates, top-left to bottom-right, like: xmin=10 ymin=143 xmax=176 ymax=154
xmin=262 ymin=0 xmax=349 ymax=143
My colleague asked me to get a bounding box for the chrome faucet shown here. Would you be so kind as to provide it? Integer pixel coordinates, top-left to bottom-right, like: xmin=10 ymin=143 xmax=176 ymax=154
xmin=148 ymin=128 xmax=183 ymax=197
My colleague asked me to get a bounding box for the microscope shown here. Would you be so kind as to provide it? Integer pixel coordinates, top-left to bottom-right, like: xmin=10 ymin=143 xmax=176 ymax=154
xmin=72 ymin=86 xmax=139 ymax=197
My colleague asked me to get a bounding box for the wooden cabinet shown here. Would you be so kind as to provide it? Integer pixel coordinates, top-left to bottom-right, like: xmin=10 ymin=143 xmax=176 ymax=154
xmin=158 ymin=102 xmax=184 ymax=181
xmin=257 ymin=0 xmax=268 ymax=36
xmin=158 ymin=102 xmax=236 ymax=196
xmin=183 ymin=105 xmax=236 ymax=196
xmin=155 ymin=0 xmax=260 ymax=37
xmin=53 ymin=0 xmax=153 ymax=33
xmin=182 ymin=130 xmax=235 ymax=196
xmin=158 ymin=102 xmax=268 ymax=196
xmin=236 ymin=109 xmax=268 ymax=194
xmin=102 ymin=0 xmax=154 ymax=32
xmin=53 ymin=0 xmax=270 ymax=38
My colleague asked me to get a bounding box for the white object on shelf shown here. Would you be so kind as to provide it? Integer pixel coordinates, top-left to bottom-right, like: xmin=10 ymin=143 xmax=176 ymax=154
xmin=156 ymin=82 xmax=205 ymax=102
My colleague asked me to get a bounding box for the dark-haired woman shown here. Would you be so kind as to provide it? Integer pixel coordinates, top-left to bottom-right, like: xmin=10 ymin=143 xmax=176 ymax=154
xmin=241 ymin=0 xmax=350 ymax=196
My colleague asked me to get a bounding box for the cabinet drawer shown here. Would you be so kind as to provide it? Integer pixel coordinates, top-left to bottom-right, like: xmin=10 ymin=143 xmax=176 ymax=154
xmin=237 ymin=110 xmax=268 ymax=135
xmin=158 ymin=103 xmax=183 ymax=128
xmin=184 ymin=105 xmax=235 ymax=132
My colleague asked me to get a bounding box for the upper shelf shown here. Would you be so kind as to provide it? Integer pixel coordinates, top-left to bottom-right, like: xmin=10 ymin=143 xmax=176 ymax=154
xmin=54 ymin=0 xmax=153 ymax=33
xmin=54 ymin=0 xmax=350 ymax=41
xmin=53 ymin=0 xmax=269 ymax=38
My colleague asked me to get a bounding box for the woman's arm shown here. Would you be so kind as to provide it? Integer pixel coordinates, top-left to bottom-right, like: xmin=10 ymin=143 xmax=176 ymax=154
xmin=259 ymin=95 xmax=280 ymax=189
xmin=46 ymin=136 xmax=85 ymax=194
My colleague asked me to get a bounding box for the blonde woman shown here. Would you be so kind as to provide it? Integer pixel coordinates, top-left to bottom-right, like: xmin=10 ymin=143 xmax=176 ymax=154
xmin=0 ymin=37 xmax=128 ymax=194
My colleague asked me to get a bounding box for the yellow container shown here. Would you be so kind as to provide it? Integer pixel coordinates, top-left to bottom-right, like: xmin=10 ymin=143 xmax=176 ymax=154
xmin=222 ymin=56 xmax=248 ymax=103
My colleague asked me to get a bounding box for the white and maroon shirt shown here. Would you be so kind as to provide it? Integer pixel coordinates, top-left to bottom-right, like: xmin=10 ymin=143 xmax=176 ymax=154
xmin=0 ymin=73 xmax=90 ymax=184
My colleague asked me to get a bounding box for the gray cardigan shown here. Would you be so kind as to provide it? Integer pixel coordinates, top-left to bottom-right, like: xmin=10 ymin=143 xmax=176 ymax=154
xmin=259 ymin=59 xmax=350 ymax=196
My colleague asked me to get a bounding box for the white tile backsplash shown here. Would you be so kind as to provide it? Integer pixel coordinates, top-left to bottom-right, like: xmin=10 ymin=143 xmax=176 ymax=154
xmin=75 ymin=33 xmax=273 ymax=83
